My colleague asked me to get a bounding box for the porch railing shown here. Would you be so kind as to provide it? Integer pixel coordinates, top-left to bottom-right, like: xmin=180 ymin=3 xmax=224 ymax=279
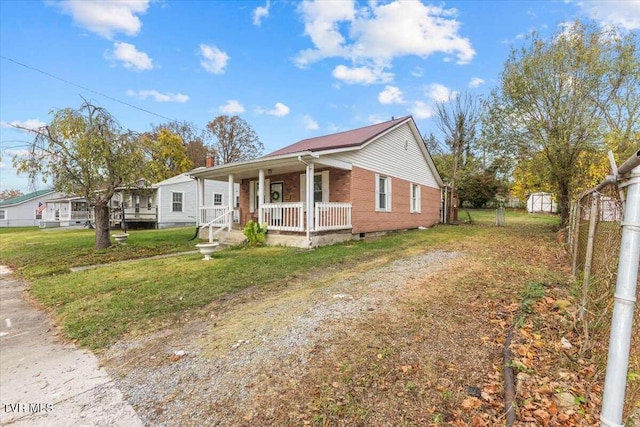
xmin=122 ymin=206 xmax=157 ymax=220
xmin=315 ymin=202 xmax=352 ymax=231
xmin=42 ymin=210 xmax=92 ymax=221
xmin=200 ymin=206 xmax=240 ymax=227
xmin=261 ymin=202 xmax=304 ymax=232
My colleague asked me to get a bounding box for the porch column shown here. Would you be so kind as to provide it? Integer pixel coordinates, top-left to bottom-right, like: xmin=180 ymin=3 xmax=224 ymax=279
xmin=258 ymin=169 xmax=265 ymax=224
xmin=228 ymin=173 xmax=234 ymax=231
xmin=306 ymin=161 xmax=314 ymax=242
xmin=197 ymin=177 xmax=205 ymax=225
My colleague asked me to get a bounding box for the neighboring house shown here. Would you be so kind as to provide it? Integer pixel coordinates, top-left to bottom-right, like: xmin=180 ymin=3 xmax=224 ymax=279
xmin=154 ymin=172 xmax=239 ymax=229
xmin=111 ymin=174 xmax=238 ymax=230
xmin=0 ymin=189 xmax=64 ymax=227
xmin=40 ymin=196 xmax=91 ymax=228
xmin=190 ymin=116 xmax=444 ymax=247
xmin=526 ymin=192 xmax=558 ymax=213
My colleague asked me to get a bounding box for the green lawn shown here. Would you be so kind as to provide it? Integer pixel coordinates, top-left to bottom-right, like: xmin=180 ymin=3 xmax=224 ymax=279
xmin=460 ymin=208 xmax=561 ymax=227
xmin=0 ymin=212 xmax=559 ymax=349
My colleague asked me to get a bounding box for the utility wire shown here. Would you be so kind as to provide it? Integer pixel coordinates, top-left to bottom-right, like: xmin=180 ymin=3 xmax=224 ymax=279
xmin=0 ymin=55 xmax=196 ymax=128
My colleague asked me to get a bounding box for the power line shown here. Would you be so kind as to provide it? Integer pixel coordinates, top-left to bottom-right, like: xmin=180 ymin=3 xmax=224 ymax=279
xmin=0 ymin=55 xmax=194 ymax=128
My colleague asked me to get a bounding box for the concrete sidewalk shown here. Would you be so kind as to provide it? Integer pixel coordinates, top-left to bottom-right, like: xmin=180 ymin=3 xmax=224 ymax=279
xmin=0 ymin=266 xmax=144 ymax=427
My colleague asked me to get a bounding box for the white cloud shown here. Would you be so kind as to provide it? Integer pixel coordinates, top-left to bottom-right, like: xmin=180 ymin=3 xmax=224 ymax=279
xmin=378 ymin=85 xmax=405 ymax=104
xmin=409 ymin=101 xmax=434 ymax=119
xmin=200 ymin=44 xmax=229 ymax=74
xmin=110 ymin=42 xmax=153 ymax=71
xmin=253 ymin=1 xmax=270 ymax=26
xmin=303 ymin=114 xmax=319 ymax=130
xmin=126 ymin=90 xmax=189 ymax=103
xmin=55 ymin=0 xmax=150 ymax=39
xmin=295 ymin=0 xmax=356 ymax=67
xmin=332 ymin=64 xmax=393 ymax=85
xmin=427 ymin=83 xmax=456 ymax=102
xmin=295 ymin=0 xmax=475 ymax=83
xmin=219 ymin=100 xmax=245 ymax=114
xmin=411 ymin=67 xmax=424 ymax=78
xmin=577 ymin=1 xmax=640 ymax=30
xmin=1 ymin=119 xmax=46 ymax=131
xmin=468 ymin=77 xmax=485 ymax=88
xmin=258 ymin=102 xmax=290 ymax=117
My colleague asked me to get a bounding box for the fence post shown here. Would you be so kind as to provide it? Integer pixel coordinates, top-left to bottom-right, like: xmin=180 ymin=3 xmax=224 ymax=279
xmin=571 ymin=202 xmax=582 ymax=275
xmin=495 ymin=207 xmax=505 ymax=226
xmin=579 ymin=192 xmax=599 ymax=322
xmin=600 ymin=162 xmax=640 ymax=427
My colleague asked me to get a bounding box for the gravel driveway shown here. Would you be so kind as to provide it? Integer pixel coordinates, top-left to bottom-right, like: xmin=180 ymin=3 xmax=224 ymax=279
xmin=100 ymin=250 xmax=463 ymax=426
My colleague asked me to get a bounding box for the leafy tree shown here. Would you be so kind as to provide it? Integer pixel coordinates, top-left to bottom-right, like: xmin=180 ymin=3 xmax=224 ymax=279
xmin=0 ymin=189 xmax=23 ymax=201
xmin=206 ymin=115 xmax=264 ymax=165
xmin=457 ymin=169 xmax=502 ymax=208
xmin=150 ymin=120 xmax=211 ymax=168
xmin=484 ymin=21 xmax=639 ymax=226
xmin=433 ymin=92 xmax=482 ymax=204
xmin=14 ymin=101 xmax=145 ymax=249
xmin=140 ymin=128 xmax=193 ymax=182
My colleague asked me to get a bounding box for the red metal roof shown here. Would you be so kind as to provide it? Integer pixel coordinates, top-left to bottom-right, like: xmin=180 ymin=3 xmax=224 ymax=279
xmin=266 ymin=116 xmax=411 ymax=157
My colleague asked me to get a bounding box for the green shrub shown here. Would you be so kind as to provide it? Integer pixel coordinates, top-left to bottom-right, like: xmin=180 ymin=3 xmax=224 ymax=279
xmin=243 ymin=220 xmax=267 ymax=246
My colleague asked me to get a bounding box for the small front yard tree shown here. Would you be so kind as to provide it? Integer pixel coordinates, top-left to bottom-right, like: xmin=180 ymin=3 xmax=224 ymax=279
xmin=14 ymin=100 xmax=145 ymax=249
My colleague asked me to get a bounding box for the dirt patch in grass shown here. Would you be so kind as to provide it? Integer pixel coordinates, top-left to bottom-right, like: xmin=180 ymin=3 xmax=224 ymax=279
xmin=100 ymin=223 xmax=627 ymax=426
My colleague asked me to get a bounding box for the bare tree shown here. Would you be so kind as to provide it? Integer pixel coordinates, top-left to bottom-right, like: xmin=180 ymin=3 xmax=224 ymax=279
xmin=433 ymin=92 xmax=482 ymax=205
xmin=205 ymin=115 xmax=263 ymax=165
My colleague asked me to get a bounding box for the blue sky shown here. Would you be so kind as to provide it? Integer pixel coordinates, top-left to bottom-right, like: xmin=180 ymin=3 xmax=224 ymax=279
xmin=1 ymin=0 xmax=639 ymax=194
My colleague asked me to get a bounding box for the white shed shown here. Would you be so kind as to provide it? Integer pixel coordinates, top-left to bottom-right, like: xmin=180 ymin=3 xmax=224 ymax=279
xmin=526 ymin=192 xmax=558 ymax=213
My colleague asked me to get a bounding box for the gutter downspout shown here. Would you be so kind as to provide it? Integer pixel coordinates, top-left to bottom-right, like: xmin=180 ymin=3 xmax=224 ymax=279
xmin=600 ymin=150 xmax=640 ymax=427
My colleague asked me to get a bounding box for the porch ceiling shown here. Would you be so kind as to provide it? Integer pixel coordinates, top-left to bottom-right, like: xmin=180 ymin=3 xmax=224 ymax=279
xmin=191 ymin=153 xmax=351 ymax=182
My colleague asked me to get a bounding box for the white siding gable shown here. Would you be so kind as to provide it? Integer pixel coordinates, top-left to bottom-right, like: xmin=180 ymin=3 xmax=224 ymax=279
xmin=328 ymin=123 xmax=440 ymax=189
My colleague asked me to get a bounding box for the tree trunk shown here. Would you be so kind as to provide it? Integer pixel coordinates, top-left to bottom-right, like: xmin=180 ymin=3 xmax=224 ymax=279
xmin=558 ymin=182 xmax=571 ymax=227
xmin=93 ymin=204 xmax=111 ymax=250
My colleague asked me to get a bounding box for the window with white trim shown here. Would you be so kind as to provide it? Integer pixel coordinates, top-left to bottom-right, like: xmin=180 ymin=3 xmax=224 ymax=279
xmin=0 ymin=209 xmax=5 ymax=220
xmin=171 ymin=192 xmax=183 ymax=212
xmin=411 ymin=183 xmax=421 ymax=213
xmin=213 ymin=193 xmax=223 ymax=206
xmin=300 ymin=170 xmax=329 ymax=210
xmin=375 ymin=174 xmax=392 ymax=212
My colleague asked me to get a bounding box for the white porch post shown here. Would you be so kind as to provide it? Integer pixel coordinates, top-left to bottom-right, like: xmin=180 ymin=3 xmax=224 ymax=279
xmin=228 ymin=173 xmax=234 ymax=231
xmin=258 ymin=169 xmax=265 ymax=224
xmin=197 ymin=177 xmax=205 ymax=225
xmin=306 ymin=162 xmax=314 ymax=244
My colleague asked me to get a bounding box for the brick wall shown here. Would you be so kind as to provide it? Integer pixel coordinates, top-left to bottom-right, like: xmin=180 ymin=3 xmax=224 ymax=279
xmin=350 ymin=166 xmax=441 ymax=234
xmin=238 ymin=168 xmax=352 ymax=225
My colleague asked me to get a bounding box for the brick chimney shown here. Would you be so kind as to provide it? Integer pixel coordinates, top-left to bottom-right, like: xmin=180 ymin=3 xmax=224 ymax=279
xmin=206 ymin=156 xmax=215 ymax=168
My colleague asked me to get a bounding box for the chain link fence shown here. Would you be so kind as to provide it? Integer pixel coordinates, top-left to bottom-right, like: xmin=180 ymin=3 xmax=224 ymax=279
xmin=568 ymin=180 xmax=639 ymax=420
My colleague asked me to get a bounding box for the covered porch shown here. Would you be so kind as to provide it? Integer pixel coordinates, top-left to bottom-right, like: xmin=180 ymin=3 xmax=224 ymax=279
xmin=40 ymin=196 xmax=92 ymax=227
xmin=191 ymin=153 xmax=354 ymax=247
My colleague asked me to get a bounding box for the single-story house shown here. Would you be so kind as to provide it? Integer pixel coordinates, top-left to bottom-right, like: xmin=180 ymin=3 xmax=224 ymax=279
xmin=0 ymin=189 xmax=64 ymax=227
xmin=153 ymin=171 xmax=239 ymax=229
xmin=189 ymin=116 xmax=444 ymax=247
xmin=111 ymin=173 xmax=239 ymax=230
xmin=526 ymin=192 xmax=558 ymax=213
xmin=40 ymin=195 xmax=91 ymax=228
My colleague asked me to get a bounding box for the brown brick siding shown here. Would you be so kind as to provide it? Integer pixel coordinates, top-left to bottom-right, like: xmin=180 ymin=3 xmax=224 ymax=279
xmin=238 ymin=168 xmax=352 ymax=226
xmin=350 ymin=166 xmax=440 ymax=234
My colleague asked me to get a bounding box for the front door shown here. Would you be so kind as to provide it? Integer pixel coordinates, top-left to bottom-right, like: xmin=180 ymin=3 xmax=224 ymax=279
xmin=270 ymin=182 xmax=283 ymax=223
